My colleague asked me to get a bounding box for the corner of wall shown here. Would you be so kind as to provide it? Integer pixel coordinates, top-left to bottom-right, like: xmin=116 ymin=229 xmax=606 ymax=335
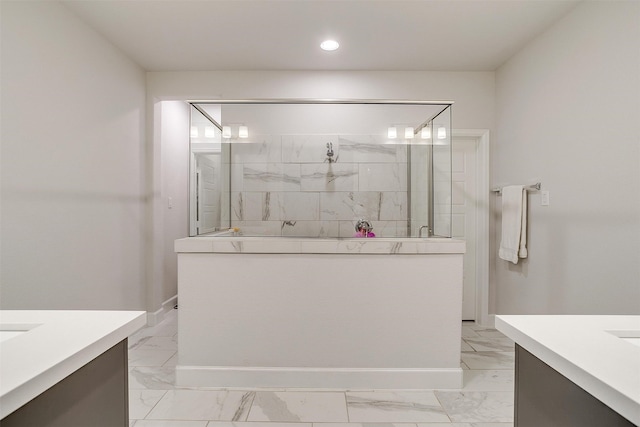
xmin=146 ymin=294 xmax=178 ymax=326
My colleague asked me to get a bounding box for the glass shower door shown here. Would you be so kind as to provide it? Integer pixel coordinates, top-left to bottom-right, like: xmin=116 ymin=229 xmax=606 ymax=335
xmin=431 ymin=106 xmax=452 ymax=237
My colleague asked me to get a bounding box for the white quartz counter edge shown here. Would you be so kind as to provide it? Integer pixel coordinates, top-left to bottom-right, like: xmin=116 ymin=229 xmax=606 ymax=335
xmin=0 ymin=310 xmax=146 ymax=419
xmin=175 ymin=237 xmax=465 ymax=254
xmin=495 ymin=315 xmax=640 ymax=425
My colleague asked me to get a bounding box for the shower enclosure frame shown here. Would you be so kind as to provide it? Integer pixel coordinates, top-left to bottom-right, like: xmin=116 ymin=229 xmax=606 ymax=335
xmin=188 ymin=99 xmax=453 ymax=238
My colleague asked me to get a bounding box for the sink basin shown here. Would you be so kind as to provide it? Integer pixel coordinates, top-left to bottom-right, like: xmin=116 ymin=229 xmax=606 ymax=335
xmin=0 ymin=331 xmax=27 ymax=343
xmin=607 ymin=330 xmax=640 ymax=348
xmin=623 ymin=338 xmax=640 ymax=348
xmin=0 ymin=324 xmax=41 ymax=343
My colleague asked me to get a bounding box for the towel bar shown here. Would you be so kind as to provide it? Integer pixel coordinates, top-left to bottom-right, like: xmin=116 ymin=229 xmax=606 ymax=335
xmin=491 ymin=182 xmax=541 ymax=195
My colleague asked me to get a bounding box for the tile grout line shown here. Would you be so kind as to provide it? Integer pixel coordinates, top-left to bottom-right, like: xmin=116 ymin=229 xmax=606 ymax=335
xmin=343 ymin=390 xmax=350 ymax=423
xmin=139 ymin=389 xmax=168 ymax=422
xmin=433 ymin=386 xmax=455 ymax=424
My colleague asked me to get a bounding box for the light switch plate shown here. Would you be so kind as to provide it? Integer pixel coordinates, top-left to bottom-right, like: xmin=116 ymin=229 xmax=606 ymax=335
xmin=541 ymin=190 xmax=550 ymax=206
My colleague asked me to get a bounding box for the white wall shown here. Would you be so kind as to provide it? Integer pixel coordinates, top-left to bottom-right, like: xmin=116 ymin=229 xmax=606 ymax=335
xmin=0 ymin=1 xmax=147 ymax=309
xmin=147 ymin=72 xmax=494 ymax=313
xmin=155 ymin=101 xmax=189 ymax=315
xmin=147 ymin=71 xmax=495 ymax=130
xmin=494 ymin=1 xmax=640 ymax=314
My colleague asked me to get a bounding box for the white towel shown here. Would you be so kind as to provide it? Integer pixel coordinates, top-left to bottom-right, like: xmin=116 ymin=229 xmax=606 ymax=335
xmin=499 ymin=185 xmax=528 ymax=264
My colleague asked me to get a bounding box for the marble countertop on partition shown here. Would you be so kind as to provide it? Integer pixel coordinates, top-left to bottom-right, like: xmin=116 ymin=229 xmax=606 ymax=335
xmin=175 ymin=236 xmax=466 ymax=254
xmin=0 ymin=310 xmax=146 ymax=419
xmin=496 ymin=315 xmax=640 ymax=425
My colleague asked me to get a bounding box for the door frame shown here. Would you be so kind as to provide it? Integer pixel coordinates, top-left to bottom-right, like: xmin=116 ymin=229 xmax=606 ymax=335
xmin=452 ymin=129 xmax=490 ymax=327
xmin=189 ymin=146 xmax=221 ymax=236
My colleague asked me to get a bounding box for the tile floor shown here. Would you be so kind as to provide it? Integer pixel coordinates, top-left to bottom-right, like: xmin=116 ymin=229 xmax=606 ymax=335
xmin=128 ymin=309 xmax=515 ymax=427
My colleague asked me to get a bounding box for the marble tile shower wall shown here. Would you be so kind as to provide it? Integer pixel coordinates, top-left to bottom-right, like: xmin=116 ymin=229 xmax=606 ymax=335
xmin=230 ymin=135 xmax=409 ymax=237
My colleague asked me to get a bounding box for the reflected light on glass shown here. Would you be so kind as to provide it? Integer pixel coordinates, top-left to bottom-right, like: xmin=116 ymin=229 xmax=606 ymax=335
xmin=437 ymin=126 xmax=447 ymax=139
xmin=190 ymin=126 xmax=199 ymax=138
xmin=421 ymin=126 xmax=431 ymax=139
xmin=404 ymin=127 xmax=414 ymax=139
xmin=222 ymin=126 xmax=231 ymax=138
xmin=205 ymin=126 xmax=216 ymax=138
xmin=387 ymin=126 xmax=397 ymax=139
xmin=238 ymin=126 xmax=249 ymax=138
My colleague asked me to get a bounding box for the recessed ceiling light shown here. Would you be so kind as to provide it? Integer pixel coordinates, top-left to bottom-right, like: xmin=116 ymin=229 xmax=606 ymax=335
xmin=320 ymin=40 xmax=339 ymax=51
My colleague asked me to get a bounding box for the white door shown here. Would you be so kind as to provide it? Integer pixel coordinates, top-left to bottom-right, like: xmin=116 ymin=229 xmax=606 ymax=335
xmin=196 ymin=154 xmax=220 ymax=234
xmin=452 ymin=138 xmax=478 ymax=320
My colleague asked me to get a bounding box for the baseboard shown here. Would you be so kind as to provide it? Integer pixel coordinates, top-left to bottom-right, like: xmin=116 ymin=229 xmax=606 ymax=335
xmin=175 ymin=365 xmax=463 ymax=390
xmin=487 ymin=314 xmax=496 ymax=328
xmin=146 ymin=295 xmax=177 ymax=326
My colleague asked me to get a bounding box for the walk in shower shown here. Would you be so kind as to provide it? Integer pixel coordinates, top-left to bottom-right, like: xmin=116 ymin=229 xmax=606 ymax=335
xmin=179 ymin=101 xmax=462 ymax=389
xmin=188 ymin=100 xmax=452 ymax=238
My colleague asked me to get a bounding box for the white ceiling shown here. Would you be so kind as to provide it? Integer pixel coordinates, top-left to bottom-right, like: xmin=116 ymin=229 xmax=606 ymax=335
xmin=62 ymin=0 xmax=580 ymax=72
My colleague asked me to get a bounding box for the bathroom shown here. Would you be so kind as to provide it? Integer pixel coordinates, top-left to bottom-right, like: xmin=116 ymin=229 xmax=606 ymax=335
xmin=3 ymin=0 xmax=639 ymax=424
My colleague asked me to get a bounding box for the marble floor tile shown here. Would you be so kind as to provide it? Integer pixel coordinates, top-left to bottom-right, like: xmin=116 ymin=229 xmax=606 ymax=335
xmin=460 ymin=352 xmax=514 ymax=370
xmin=129 ymin=335 xmax=153 ymax=350
xmin=462 ymin=370 xmax=514 ymax=391
xmin=470 ymin=423 xmax=514 ymax=427
xmin=148 ymin=321 xmax=178 ymax=337
xmin=474 ymin=329 xmax=507 ymax=339
xmin=129 ymin=349 xmax=177 ymax=367
xmin=127 ymin=313 xmax=517 ymax=426
xmin=131 ymin=318 xmax=178 ymax=340
xmin=129 ymin=366 xmax=176 ymax=390
xmin=319 ymin=424 xmax=417 ymax=427
xmin=146 ymin=390 xmax=255 ymax=421
xmin=462 ymin=326 xmax=481 ymax=338
xmin=416 ymin=424 xmax=473 ymax=427
xmin=346 ymin=391 xmax=449 ymax=422
xmin=435 ymin=391 xmax=514 ymax=423
xmin=420 ymin=424 xmax=513 ymax=427
xmin=464 ymin=338 xmax=514 ymax=352
xmin=129 ymin=329 xmax=156 ymax=343
xmin=137 ymin=335 xmax=178 ymax=351
xmin=134 ymin=421 xmax=208 ymax=427
xmin=464 ymin=323 xmax=490 ymax=331
xmin=247 ymin=391 xmax=348 ymax=422
xmin=461 ymin=340 xmax=474 ymax=352
xmin=129 ymin=389 xmax=167 ymax=420
xmin=207 ymin=423 xmax=310 ymax=427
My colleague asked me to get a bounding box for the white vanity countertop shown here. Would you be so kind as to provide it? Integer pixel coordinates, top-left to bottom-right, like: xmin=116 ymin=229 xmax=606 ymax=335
xmin=495 ymin=315 xmax=640 ymax=425
xmin=175 ymin=236 xmax=465 ymax=254
xmin=0 ymin=310 xmax=146 ymax=419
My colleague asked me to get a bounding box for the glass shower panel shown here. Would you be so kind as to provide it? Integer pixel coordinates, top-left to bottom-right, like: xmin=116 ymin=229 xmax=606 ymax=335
xmin=431 ymin=106 xmax=452 ymax=237
xmin=188 ymin=101 xmax=452 ymax=238
xmin=189 ymin=105 xmax=230 ymax=236
xmin=409 ymin=138 xmax=431 ymax=237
